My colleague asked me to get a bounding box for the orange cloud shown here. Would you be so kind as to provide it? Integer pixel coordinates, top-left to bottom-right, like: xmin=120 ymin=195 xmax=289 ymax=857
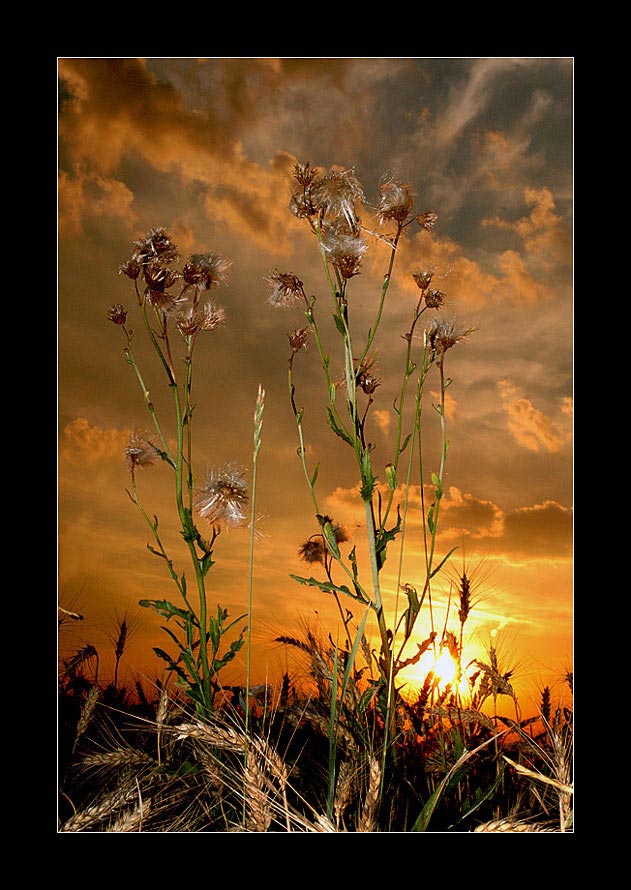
xmin=58 ymin=59 xmax=304 ymax=254
xmin=373 ymin=409 xmax=392 ymax=435
xmin=62 ymin=417 xmax=130 ymax=463
xmin=501 ymin=500 xmax=573 ymax=558
xmin=497 ymin=380 xmax=571 ymax=453
xmin=483 ymin=186 xmax=572 ymax=268
xmin=58 ymin=169 xmax=137 ymax=236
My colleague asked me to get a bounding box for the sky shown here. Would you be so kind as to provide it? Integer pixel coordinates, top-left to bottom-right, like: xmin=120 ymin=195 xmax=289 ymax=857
xmin=58 ymin=57 xmax=573 ymax=714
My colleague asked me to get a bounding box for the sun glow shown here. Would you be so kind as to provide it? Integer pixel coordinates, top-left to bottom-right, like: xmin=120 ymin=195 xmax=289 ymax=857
xmin=401 ymin=644 xmax=474 ymax=702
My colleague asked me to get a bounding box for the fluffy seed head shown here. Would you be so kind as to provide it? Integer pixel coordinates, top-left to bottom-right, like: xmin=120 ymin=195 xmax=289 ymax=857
xmin=266 ymin=270 xmax=304 ymax=308
xmin=195 ymin=464 xmax=249 ymax=529
xmin=125 ymin=429 xmax=161 ymax=472
xmin=321 ymin=221 xmax=367 ymax=280
xmin=177 ymin=303 xmax=226 ymax=336
xmin=377 ymin=177 xmax=416 ymax=224
xmin=311 ymin=168 xmax=365 ymax=227
xmin=132 ymin=227 xmax=179 ymax=266
xmin=417 ymin=211 xmax=438 ymax=231
xmin=182 ymin=253 xmax=231 ymax=290
xmin=298 ymin=539 xmax=326 ymax=564
xmin=427 ymin=317 xmax=475 ymax=353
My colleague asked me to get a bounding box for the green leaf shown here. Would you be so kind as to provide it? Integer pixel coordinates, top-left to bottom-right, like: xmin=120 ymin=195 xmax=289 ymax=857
xmin=152 ymin=648 xmax=189 ymax=684
xmin=139 ymin=599 xmax=197 ymax=624
xmin=146 ymin=544 xmax=167 ymax=560
xmin=200 ymin=551 xmax=214 ymax=577
xmin=333 ymin=312 xmax=347 ymax=336
xmin=179 ymin=507 xmax=198 ymax=545
xmin=321 ymin=519 xmax=341 ymax=559
xmin=375 ymin=507 xmax=402 ymax=571
xmin=360 ymin=449 xmax=376 ymax=501
xmin=358 ymin=684 xmax=379 ymax=713
xmin=290 ymin=574 xmax=360 ymax=601
xmin=429 ymin=546 xmax=459 ymax=580
xmin=427 ymin=504 xmax=436 ymax=535
xmin=402 ymin=583 xmax=420 ymax=639
xmin=326 ymin=407 xmax=354 ymax=446
xmin=311 ymin=464 xmax=319 ymax=488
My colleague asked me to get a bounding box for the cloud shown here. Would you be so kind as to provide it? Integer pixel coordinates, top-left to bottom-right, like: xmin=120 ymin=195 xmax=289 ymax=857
xmin=501 ymin=500 xmax=573 ymax=558
xmin=497 ymin=380 xmax=571 ymax=453
xmin=323 ymin=480 xmax=570 ymax=560
xmin=483 ymin=186 xmax=572 ymax=269
xmin=373 ymin=409 xmax=391 ymax=435
xmin=58 ymin=169 xmax=137 ymax=236
xmin=430 ymin=390 xmax=458 ymax=421
xmin=432 ymin=58 xmax=534 ymax=150
xmin=58 ymin=59 xmax=302 ymax=252
xmin=439 ymin=486 xmax=504 ymax=541
xmin=62 ymin=417 xmax=130 ymax=463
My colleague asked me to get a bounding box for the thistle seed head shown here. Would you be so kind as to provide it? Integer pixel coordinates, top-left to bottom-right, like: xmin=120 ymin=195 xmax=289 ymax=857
xmin=425 ymin=289 xmax=446 ymax=309
xmin=195 ymin=464 xmax=249 ymax=529
xmin=412 ymin=269 xmax=435 ymax=291
xmin=377 ymin=177 xmax=416 ymax=224
xmin=288 ymin=327 xmax=311 ymax=353
xmin=182 ymin=253 xmax=231 ymax=290
xmin=417 ymin=211 xmax=438 ymax=231
xmin=108 ymin=304 xmax=128 ymax=326
xmin=266 ymin=270 xmax=304 ymax=308
xmin=427 ymin=317 xmax=475 ymax=353
xmin=311 ymin=168 xmax=365 ymax=228
xmin=125 ymin=429 xmax=161 ymax=472
xmin=321 ymin=220 xmax=367 ymax=280
xmin=132 ymin=227 xmax=179 ymax=266
xmin=298 ymin=539 xmax=326 ymax=564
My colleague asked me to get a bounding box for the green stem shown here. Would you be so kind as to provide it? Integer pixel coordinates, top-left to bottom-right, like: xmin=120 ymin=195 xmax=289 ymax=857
xmin=171 ymin=379 xmax=212 ymax=713
xmin=123 ymin=336 xmax=175 ymax=467
xmin=358 ymin=225 xmax=402 ymax=367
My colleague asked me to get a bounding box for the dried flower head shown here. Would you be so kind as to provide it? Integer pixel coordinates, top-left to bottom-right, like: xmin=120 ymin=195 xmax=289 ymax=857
xmin=427 ymin=317 xmax=476 ymax=353
xmin=195 ymin=464 xmax=249 ymax=529
xmin=412 ymin=269 xmax=435 ymax=291
xmin=182 ymin=253 xmax=231 ymax=290
xmin=289 ymin=191 xmax=317 ymax=219
xmin=108 ymin=304 xmax=128 ymax=326
xmin=119 ymin=259 xmax=141 ymax=280
xmin=425 ymin=289 xmax=446 ymax=309
xmin=417 ymin=211 xmax=438 ymax=231
xmin=356 ymin=356 xmax=381 ymax=395
xmin=377 ymin=177 xmax=416 ymax=224
xmin=266 ymin=270 xmax=305 ymax=308
xmin=293 ymin=161 xmax=320 ymax=188
xmin=132 ymin=227 xmax=179 ymax=266
xmin=125 ymin=429 xmax=161 ymax=472
xmin=298 ymin=538 xmax=326 ymax=565
xmin=321 ymin=221 xmax=367 ymax=280
xmin=311 ymin=168 xmax=365 ymax=227
xmin=288 ymin=327 xmax=311 ymax=353
xmin=143 ymin=261 xmax=181 ymax=311
xmin=177 ymin=302 xmax=226 ymax=336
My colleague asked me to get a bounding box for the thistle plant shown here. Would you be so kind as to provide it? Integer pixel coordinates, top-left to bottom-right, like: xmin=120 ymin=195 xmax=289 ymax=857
xmin=111 ymin=228 xmax=248 ymax=717
xmin=269 ymin=164 xmax=475 ymax=736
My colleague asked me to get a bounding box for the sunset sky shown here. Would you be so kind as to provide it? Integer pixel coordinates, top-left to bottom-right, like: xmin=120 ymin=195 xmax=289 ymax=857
xmin=58 ymin=58 xmax=573 ymax=713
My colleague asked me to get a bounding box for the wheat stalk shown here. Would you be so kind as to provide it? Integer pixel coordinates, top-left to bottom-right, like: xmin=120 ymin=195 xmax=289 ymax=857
xmin=357 ymin=755 xmax=381 ymax=832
